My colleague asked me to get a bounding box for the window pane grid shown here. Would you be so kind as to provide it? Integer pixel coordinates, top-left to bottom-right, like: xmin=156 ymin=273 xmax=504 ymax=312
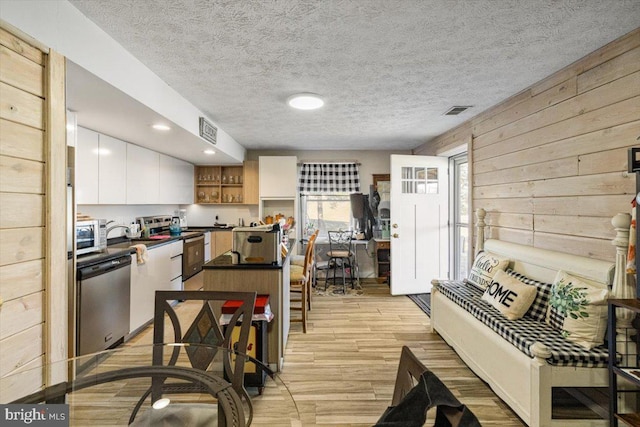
xmin=401 ymin=166 xmax=438 ymax=194
xmin=301 ymin=194 xmax=352 ymax=238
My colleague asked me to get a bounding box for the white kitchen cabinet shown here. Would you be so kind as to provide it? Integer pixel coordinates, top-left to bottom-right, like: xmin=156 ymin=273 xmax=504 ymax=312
xmin=126 ymin=144 xmax=159 ymax=204
xmin=168 ymin=240 xmax=183 ymax=291
xmin=259 ymin=156 xmax=297 ymax=198
xmin=77 ymin=128 xmax=193 ymax=205
xmin=203 ymin=232 xmax=212 ymax=262
xmin=129 ymin=240 xmax=183 ymax=334
xmin=159 ymin=154 xmax=194 ymax=204
xmin=129 ymin=249 xmax=159 ymax=334
xmin=98 ymin=134 xmax=127 ymax=204
xmin=76 ymin=127 xmax=99 ymax=204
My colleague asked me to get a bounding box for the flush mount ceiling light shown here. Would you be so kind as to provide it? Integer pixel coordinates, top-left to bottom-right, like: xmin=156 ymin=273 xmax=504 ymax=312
xmin=152 ymin=123 xmax=171 ymax=131
xmin=287 ymin=93 xmax=324 ymax=110
xmin=204 ymin=149 xmax=216 ymax=155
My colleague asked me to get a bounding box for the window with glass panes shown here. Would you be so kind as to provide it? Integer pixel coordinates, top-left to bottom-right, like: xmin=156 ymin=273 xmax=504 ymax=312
xmin=298 ymin=162 xmax=360 ymax=239
xmin=451 ymin=154 xmax=469 ymax=280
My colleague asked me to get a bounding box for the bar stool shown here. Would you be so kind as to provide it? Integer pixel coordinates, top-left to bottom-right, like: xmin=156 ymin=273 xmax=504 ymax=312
xmin=290 ymin=230 xmax=317 ymax=332
xmin=326 ymin=230 xmax=356 ymax=293
xmin=292 ymin=230 xmax=319 ymax=289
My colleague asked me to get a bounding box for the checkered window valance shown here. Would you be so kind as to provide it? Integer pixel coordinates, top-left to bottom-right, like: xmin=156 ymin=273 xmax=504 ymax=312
xmin=298 ymin=162 xmax=360 ymax=193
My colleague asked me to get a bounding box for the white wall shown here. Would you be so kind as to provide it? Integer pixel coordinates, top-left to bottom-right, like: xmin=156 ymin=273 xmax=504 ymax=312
xmin=181 ymin=204 xmax=260 ymax=228
xmin=247 ymin=149 xmax=410 ymax=190
xmin=79 ymin=203 xmax=263 ymax=235
xmin=78 ymin=204 xmax=179 ymax=238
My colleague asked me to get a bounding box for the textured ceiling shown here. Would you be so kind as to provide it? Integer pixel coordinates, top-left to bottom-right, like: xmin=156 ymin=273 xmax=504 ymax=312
xmin=69 ymin=0 xmax=640 ymax=152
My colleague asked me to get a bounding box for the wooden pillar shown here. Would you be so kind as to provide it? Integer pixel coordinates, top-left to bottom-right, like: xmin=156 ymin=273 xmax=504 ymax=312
xmin=611 ymin=213 xmax=636 ymax=366
xmin=475 ymin=208 xmax=486 ymax=255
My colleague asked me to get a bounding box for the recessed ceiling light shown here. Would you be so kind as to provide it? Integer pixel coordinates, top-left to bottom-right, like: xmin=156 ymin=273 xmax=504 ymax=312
xmin=287 ymin=93 xmax=324 ymax=110
xmin=152 ymin=123 xmax=171 ymax=131
xmin=204 ymin=149 xmax=216 ymax=155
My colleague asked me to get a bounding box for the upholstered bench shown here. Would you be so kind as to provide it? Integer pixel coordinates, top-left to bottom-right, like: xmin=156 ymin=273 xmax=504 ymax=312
xmin=430 ymin=209 xmax=633 ymax=427
xmin=435 ymin=279 xmax=610 ymax=368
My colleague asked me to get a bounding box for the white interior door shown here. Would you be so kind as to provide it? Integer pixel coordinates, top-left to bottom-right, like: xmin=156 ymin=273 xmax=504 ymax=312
xmin=390 ymin=154 xmax=449 ymax=295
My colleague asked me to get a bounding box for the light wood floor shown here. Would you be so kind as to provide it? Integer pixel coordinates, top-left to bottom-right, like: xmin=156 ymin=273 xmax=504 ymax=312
xmin=131 ymin=273 xmax=525 ymax=426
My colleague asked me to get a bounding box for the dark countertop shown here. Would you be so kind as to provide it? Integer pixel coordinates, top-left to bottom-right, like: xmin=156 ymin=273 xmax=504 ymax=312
xmin=76 ymin=230 xmax=205 ymax=268
xmin=184 ymin=225 xmax=234 ymax=232
xmin=203 ymin=239 xmax=296 ymax=270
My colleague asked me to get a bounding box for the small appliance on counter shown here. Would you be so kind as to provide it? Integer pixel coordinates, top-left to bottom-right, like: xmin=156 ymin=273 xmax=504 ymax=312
xmin=76 ymin=218 xmax=107 ymax=255
xmin=169 ymin=217 xmax=182 ymax=236
xmin=175 ymin=209 xmax=188 ymax=230
xmin=231 ymin=224 xmax=282 ymax=265
xmin=125 ymin=222 xmax=141 ymax=238
xmin=136 ymin=215 xmax=173 ymax=236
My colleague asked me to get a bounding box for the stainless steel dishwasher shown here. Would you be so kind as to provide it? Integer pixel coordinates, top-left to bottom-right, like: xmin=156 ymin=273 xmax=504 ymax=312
xmin=77 ymin=255 xmax=131 ymax=356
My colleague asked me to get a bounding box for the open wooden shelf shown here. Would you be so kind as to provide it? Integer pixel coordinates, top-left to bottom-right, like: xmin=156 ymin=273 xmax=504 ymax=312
xmin=194 ymin=161 xmax=258 ymax=205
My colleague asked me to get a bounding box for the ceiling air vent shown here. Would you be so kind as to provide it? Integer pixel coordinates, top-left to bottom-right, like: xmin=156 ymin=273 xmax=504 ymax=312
xmin=199 ymin=117 xmax=217 ymax=145
xmin=444 ymin=106 xmax=472 ymax=116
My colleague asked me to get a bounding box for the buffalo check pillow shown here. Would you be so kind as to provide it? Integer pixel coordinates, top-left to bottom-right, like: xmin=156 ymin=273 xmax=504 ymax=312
xmin=505 ymin=269 xmax=552 ymax=322
xmin=465 ymin=251 xmax=510 ymax=290
xmin=546 ymin=270 xmax=609 ymax=350
xmin=481 ymin=270 xmax=538 ymax=320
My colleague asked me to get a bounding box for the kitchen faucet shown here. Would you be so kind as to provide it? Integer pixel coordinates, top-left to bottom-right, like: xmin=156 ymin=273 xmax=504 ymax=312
xmin=106 ymin=220 xmax=130 ymax=237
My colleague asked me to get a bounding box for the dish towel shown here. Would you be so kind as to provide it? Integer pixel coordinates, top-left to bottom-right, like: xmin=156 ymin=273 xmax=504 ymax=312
xmin=130 ymin=244 xmax=149 ymax=265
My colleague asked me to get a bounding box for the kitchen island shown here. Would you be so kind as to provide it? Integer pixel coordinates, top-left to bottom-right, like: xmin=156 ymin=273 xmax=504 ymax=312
xmin=202 ymin=240 xmax=294 ymax=371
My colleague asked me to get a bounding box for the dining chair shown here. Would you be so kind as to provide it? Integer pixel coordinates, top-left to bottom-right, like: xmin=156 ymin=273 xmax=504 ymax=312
xmin=375 ymin=346 xmax=480 ymax=427
xmin=290 ymin=230 xmax=317 ymax=333
xmin=326 ymin=230 xmax=356 ymax=293
xmin=129 ymin=290 xmax=257 ymax=427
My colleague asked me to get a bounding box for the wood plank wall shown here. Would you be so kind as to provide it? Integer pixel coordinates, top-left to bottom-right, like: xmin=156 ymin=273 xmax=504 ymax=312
xmin=414 ymin=28 xmax=639 ymax=262
xmin=0 ymin=27 xmax=47 ymax=400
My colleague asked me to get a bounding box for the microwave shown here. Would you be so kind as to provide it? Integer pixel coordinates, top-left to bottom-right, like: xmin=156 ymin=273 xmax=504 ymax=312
xmin=76 ymin=219 xmax=107 ymax=255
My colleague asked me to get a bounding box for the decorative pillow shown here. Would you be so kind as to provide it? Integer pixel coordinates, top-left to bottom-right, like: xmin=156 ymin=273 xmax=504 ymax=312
xmin=481 ymin=270 xmax=538 ymax=320
xmin=545 ymin=270 xmax=610 ymax=349
xmin=465 ymin=251 xmax=510 ymax=290
xmin=505 ymin=269 xmax=552 ymax=322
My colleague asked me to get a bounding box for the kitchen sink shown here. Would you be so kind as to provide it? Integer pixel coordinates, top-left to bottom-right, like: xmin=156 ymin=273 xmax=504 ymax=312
xmin=107 ymin=241 xmax=136 ymax=249
xmin=108 ymin=239 xmax=175 ymax=250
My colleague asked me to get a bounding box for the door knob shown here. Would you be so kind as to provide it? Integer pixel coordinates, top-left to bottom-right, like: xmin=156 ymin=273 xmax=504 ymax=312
xmin=392 ymin=233 xmax=399 ymax=238
xmin=392 ymin=224 xmax=398 ymax=228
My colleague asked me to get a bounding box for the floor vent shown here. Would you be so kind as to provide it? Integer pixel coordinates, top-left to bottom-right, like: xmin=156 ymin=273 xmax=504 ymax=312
xmin=444 ymin=106 xmax=472 ymax=115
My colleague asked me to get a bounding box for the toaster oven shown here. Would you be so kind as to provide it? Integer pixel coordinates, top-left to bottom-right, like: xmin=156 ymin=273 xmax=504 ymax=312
xmin=76 ymin=219 xmax=107 ymax=255
xmin=232 ymin=225 xmax=281 ymax=265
